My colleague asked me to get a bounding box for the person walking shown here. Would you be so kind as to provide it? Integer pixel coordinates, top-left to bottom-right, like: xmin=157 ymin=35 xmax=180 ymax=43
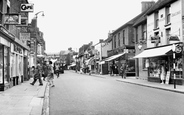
xmin=120 ymin=62 xmax=128 ymax=79
xmin=55 ymin=63 xmax=60 ymax=78
xmin=30 ymin=63 xmax=43 ymax=86
xmin=47 ymin=61 xmax=55 ymax=87
xmin=42 ymin=61 xmax=48 ymax=81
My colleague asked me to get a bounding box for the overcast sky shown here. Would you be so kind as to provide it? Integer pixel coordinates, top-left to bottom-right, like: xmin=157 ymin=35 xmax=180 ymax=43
xmin=28 ymin=0 xmax=157 ymax=53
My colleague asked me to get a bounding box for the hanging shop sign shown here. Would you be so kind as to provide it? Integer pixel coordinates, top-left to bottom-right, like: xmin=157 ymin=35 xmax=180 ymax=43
xmin=20 ymin=4 xmax=34 ymax=12
xmin=19 ymin=33 xmax=30 ymax=44
xmin=175 ymin=45 xmax=182 ymax=53
xmin=4 ymin=14 xmax=21 ymax=25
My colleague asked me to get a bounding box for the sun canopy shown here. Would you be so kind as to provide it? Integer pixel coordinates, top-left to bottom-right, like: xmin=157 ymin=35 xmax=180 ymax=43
xmin=105 ymin=52 xmax=125 ymax=61
xmin=134 ymin=45 xmax=173 ymax=58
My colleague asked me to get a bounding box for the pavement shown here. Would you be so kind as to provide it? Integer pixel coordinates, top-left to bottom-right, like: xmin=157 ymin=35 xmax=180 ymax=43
xmin=0 ymin=70 xmax=184 ymax=115
xmin=0 ymin=78 xmax=49 ymax=115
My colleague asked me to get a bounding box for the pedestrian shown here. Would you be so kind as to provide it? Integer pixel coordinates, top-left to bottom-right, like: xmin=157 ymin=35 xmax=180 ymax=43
xmin=110 ymin=62 xmax=115 ymax=76
xmin=30 ymin=66 xmax=35 ymax=78
xmin=160 ymin=63 xmax=166 ymax=84
xmin=42 ymin=61 xmax=48 ymax=81
xmin=47 ymin=61 xmax=55 ymax=87
xmin=55 ymin=63 xmax=60 ymax=78
xmin=114 ymin=64 xmax=119 ymax=76
xmin=120 ymin=62 xmax=128 ymax=79
xmin=30 ymin=63 xmax=43 ymax=86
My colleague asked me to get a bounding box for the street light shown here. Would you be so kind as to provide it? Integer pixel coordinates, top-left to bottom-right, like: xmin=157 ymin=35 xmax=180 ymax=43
xmin=34 ymin=11 xmax=44 ymax=66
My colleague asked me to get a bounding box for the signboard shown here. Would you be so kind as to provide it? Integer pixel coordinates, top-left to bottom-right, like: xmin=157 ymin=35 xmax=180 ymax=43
xmin=4 ymin=14 xmax=20 ymax=25
xmin=165 ymin=71 xmax=170 ymax=84
xmin=19 ymin=33 xmax=30 ymax=44
xmin=20 ymin=4 xmax=34 ymax=12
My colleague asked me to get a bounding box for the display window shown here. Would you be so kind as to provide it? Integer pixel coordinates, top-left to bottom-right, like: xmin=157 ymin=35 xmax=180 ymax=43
xmin=0 ymin=45 xmax=3 ymax=84
xmin=4 ymin=46 xmax=10 ymax=84
xmin=149 ymin=56 xmax=169 ymax=78
xmin=170 ymin=54 xmax=183 ymax=79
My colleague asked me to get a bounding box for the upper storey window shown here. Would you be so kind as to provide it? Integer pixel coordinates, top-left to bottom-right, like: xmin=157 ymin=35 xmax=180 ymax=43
xmin=166 ymin=6 xmax=171 ymax=25
xmin=154 ymin=11 xmax=159 ymax=29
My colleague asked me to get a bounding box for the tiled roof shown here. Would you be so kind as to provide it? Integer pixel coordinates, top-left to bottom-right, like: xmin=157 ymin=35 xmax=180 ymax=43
xmin=112 ymin=10 xmax=147 ymax=34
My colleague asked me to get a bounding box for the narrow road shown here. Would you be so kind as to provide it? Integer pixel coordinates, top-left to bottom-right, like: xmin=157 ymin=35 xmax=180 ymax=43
xmin=49 ymin=71 xmax=184 ymax=115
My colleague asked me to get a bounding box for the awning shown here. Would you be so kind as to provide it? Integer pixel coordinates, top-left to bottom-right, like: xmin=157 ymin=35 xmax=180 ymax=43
xmin=105 ymin=52 xmax=125 ymax=62
xmin=98 ymin=60 xmax=105 ymax=65
xmin=134 ymin=45 xmax=173 ymax=58
xmin=70 ymin=63 xmax=76 ymax=67
xmin=85 ymin=57 xmax=94 ymax=65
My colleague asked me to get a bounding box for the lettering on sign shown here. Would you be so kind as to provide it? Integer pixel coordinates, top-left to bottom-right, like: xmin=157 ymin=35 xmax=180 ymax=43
xmin=20 ymin=4 xmax=34 ymax=12
xmin=171 ymin=11 xmax=181 ymax=17
xmin=20 ymin=33 xmax=30 ymax=44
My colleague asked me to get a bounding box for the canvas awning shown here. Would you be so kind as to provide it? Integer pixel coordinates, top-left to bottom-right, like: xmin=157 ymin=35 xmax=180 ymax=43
xmin=105 ymin=52 xmax=125 ymax=62
xmin=134 ymin=45 xmax=173 ymax=58
xmin=70 ymin=63 xmax=76 ymax=67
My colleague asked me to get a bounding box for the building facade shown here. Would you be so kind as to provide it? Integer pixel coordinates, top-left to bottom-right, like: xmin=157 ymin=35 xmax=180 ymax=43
xmin=134 ymin=0 xmax=184 ymax=85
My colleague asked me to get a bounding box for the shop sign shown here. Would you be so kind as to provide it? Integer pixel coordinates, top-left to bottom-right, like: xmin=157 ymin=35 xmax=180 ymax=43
xmin=20 ymin=4 xmax=34 ymax=12
xmin=4 ymin=14 xmax=21 ymax=25
xmin=20 ymin=17 xmax=28 ymax=26
xmin=19 ymin=33 xmax=30 ymax=44
xmin=14 ymin=45 xmax=23 ymax=54
xmin=17 ymin=26 xmax=28 ymax=33
xmin=175 ymin=45 xmax=182 ymax=53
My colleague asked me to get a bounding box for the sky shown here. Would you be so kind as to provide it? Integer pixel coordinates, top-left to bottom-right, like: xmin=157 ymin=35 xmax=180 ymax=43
xmin=28 ymin=0 xmax=157 ymax=53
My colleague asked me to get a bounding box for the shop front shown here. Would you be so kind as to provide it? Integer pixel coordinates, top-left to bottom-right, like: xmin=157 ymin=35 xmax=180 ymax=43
xmin=10 ymin=43 xmax=24 ymax=86
xmin=134 ymin=43 xmax=184 ymax=85
xmin=0 ymin=37 xmax=11 ymax=91
xmin=106 ymin=49 xmax=136 ymax=76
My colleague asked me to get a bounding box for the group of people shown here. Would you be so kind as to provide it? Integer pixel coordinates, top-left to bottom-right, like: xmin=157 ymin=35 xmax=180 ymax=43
xmin=30 ymin=61 xmax=56 ymax=87
xmin=110 ymin=61 xmax=128 ymax=79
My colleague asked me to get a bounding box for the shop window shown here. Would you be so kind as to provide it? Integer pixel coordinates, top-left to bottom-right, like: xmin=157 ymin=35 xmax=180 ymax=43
xmin=0 ymin=45 xmax=3 ymax=84
xmin=4 ymin=46 xmax=9 ymax=84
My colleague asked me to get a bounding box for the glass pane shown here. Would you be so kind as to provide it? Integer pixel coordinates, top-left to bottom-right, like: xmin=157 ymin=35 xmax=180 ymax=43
xmin=4 ymin=47 xmax=9 ymax=83
xmin=0 ymin=45 xmax=3 ymax=84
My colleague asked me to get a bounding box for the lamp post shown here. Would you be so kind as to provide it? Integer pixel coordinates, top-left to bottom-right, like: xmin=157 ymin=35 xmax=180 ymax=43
xmin=172 ymin=44 xmax=176 ymax=89
xmin=34 ymin=11 xmax=44 ymax=66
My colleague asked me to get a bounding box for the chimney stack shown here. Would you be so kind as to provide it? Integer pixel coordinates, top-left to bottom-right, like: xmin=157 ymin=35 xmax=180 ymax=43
xmin=141 ymin=1 xmax=155 ymax=12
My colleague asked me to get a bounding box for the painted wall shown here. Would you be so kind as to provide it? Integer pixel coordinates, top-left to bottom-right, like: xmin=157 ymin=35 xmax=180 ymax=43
xmin=147 ymin=0 xmax=183 ymax=47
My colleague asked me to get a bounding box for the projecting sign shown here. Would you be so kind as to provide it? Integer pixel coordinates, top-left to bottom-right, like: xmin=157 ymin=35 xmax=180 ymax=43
xmin=4 ymin=14 xmax=21 ymax=25
xmin=20 ymin=4 xmax=34 ymax=12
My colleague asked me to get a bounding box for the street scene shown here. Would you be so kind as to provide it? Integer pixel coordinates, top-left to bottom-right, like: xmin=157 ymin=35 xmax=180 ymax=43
xmin=1 ymin=0 xmax=184 ymax=115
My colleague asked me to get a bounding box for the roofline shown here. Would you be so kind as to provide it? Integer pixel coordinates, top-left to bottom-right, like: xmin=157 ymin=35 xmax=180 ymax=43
xmin=146 ymin=0 xmax=177 ymax=15
xmin=112 ymin=12 xmax=145 ymax=34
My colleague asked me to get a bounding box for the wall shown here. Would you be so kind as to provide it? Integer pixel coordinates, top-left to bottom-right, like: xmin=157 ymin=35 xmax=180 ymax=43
xmin=147 ymin=0 xmax=182 ymax=47
xmin=101 ymin=40 xmax=112 ymax=58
